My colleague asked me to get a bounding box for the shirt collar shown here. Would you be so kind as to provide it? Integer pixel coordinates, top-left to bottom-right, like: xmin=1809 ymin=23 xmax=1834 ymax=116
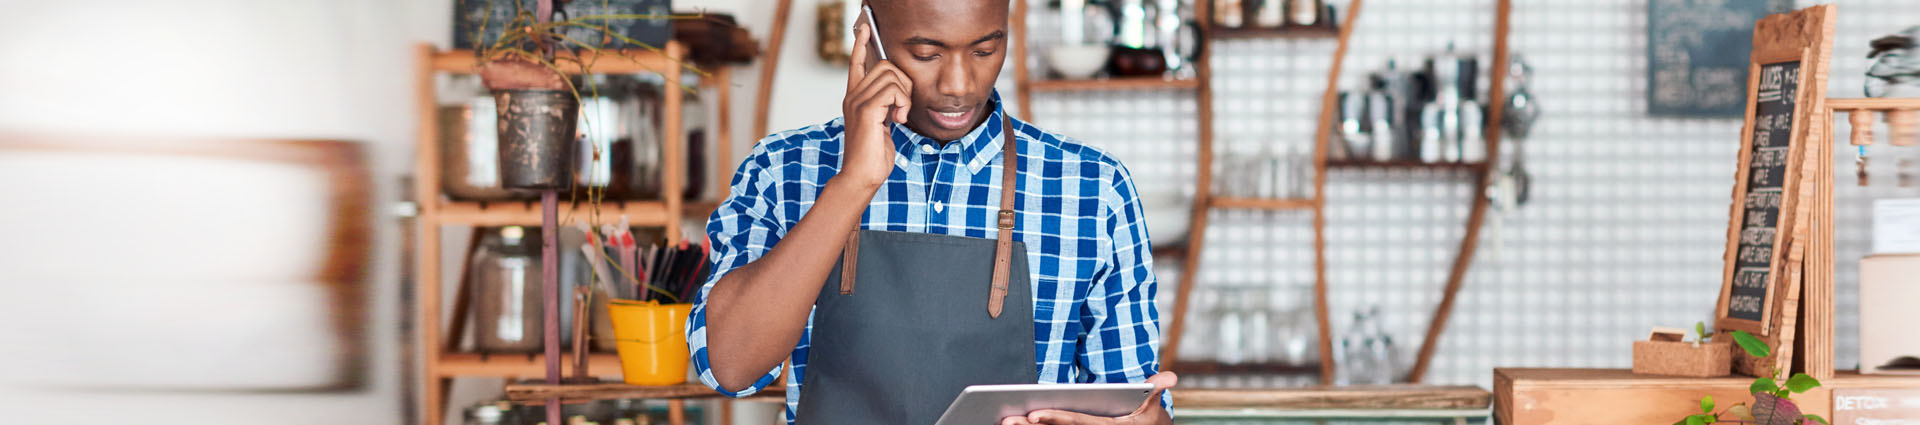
xmin=887 ymin=90 xmax=1012 ymax=176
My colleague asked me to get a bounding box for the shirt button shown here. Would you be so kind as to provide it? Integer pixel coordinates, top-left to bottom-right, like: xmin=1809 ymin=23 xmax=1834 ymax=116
xmin=919 ymin=144 xmax=936 ymax=154
xmin=933 ymin=201 xmax=945 ymax=213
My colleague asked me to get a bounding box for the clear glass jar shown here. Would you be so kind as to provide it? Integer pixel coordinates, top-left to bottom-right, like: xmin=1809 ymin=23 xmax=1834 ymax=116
xmin=1180 ymin=285 xmax=1218 ymax=362
xmin=471 ymin=226 xmax=544 ymax=353
xmin=1215 ymin=287 xmax=1246 ymax=365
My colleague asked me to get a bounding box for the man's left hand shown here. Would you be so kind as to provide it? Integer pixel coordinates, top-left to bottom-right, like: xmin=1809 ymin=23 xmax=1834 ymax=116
xmin=999 ymin=372 xmax=1178 ymax=425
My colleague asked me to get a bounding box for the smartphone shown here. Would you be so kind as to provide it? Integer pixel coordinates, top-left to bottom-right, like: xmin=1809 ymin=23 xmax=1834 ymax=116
xmin=863 ymin=5 xmax=889 ymax=61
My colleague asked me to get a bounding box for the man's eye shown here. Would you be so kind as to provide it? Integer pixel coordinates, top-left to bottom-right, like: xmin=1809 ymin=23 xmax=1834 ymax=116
xmin=973 ymin=50 xmax=994 ymax=57
xmin=914 ymin=54 xmax=939 ymax=61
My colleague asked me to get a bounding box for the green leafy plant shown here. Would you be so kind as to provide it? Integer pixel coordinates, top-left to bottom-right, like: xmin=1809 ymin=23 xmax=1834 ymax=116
xmin=463 ymin=0 xmax=717 ymax=301
xmin=466 ymin=0 xmax=707 ymax=93
xmin=1694 ymin=321 xmax=1716 ymax=348
xmin=1673 ymin=330 xmax=1828 ymax=425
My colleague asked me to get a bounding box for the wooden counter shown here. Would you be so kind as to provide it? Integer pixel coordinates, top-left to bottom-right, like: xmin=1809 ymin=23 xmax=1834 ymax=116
xmin=1173 ymin=385 xmax=1491 ymax=423
xmin=1495 ymin=368 xmax=1920 ymax=424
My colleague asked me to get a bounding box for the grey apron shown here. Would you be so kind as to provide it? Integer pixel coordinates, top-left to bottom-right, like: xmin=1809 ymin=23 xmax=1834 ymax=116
xmin=794 ymin=118 xmax=1037 ymax=424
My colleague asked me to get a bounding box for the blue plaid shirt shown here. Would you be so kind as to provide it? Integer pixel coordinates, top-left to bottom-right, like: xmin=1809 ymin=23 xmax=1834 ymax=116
xmin=686 ymin=92 xmax=1165 ymax=423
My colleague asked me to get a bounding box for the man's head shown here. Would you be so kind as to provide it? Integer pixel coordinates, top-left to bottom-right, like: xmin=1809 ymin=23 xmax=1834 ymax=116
xmin=866 ymin=0 xmax=1010 ymax=142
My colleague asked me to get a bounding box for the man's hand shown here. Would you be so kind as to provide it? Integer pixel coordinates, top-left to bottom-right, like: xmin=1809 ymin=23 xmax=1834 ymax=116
xmin=1000 ymin=372 xmax=1179 ymax=425
xmin=839 ymin=13 xmax=911 ymax=188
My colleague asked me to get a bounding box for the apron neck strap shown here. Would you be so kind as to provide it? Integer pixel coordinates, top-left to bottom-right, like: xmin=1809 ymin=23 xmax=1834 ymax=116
xmin=987 ymin=116 xmax=1017 ymax=318
xmin=838 ymin=116 xmax=1022 ymax=318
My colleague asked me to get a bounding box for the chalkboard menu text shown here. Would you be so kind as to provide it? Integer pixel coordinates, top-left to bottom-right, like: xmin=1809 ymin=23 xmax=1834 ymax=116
xmin=1726 ymin=61 xmax=1800 ymax=323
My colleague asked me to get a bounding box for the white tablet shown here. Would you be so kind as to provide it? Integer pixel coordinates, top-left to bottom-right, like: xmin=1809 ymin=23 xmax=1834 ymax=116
xmin=933 ymin=383 xmax=1155 ymax=425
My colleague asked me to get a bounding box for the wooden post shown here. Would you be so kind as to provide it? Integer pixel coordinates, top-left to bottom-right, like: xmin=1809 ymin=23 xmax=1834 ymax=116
xmin=1162 ymin=0 xmax=1216 ymax=369
xmin=415 ymin=42 xmax=450 ymax=425
xmin=753 ymin=0 xmax=794 ymax=141
xmin=1307 ymin=0 xmax=1369 ymax=386
xmin=542 ymin=191 xmax=562 ymax=425
xmin=1407 ymin=0 xmax=1510 ymax=384
xmin=1013 ymin=0 xmax=1033 ymax=120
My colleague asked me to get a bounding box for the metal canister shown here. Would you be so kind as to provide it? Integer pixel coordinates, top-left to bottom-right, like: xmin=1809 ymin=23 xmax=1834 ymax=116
xmin=494 ymin=89 xmax=579 ymax=190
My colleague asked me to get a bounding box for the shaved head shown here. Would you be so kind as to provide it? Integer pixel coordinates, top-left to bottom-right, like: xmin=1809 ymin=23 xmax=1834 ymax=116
xmin=865 ymin=0 xmax=1011 ymax=142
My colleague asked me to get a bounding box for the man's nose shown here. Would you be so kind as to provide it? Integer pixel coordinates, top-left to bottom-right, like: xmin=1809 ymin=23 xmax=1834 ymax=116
xmin=936 ymin=55 xmax=972 ymax=98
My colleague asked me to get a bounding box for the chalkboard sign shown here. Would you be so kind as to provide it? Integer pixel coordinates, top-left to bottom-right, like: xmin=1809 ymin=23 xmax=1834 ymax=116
xmin=1647 ymin=0 xmax=1791 ymax=117
xmin=1715 ymin=5 xmax=1836 ymax=380
xmin=1725 ymin=60 xmax=1800 ymax=323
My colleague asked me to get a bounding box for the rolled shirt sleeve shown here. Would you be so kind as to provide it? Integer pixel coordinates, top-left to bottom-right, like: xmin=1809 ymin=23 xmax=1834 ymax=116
xmin=687 ymin=142 xmax=792 ymax=397
xmin=1075 ymin=161 xmax=1171 ymax=410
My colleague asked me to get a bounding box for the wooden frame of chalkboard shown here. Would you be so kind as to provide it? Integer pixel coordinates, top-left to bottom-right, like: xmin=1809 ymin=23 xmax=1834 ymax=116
xmin=1714 ymin=4 xmax=1835 ymax=379
xmin=1715 ymin=48 xmax=1810 ymax=338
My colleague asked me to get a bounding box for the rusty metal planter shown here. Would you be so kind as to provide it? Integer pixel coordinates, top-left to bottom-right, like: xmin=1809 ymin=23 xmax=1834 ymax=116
xmin=493 ymin=89 xmax=579 ymax=190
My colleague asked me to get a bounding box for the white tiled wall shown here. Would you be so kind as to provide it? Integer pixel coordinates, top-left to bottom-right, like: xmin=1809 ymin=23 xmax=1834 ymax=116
xmin=1024 ymin=0 xmax=1920 ymax=389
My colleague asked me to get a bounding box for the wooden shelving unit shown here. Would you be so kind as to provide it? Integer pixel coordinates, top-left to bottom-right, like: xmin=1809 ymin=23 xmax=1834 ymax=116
xmin=436 ymin=201 xmax=671 ymax=227
xmin=505 ymin=383 xmax=787 ymax=405
xmin=1013 ymin=0 xmax=1514 ymax=386
xmin=412 ymin=41 xmax=746 ymax=425
xmin=1028 ymin=76 xmax=1200 ymax=92
xmin=1209 ymin=196 xmax=1318 ymax=211
xmin=1325 ymin=159 xmax=1487 ymax=172
xmin=1211 ymin=24 xmax=1340 ymax=40
xmin=436 ymin=352 xmax=624 ymax=377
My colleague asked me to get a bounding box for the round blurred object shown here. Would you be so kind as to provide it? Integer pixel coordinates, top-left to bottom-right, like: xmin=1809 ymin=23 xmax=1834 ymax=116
xmin=1138 ymin=191 xmax=1190 ymax=246
xmin=443 ymin=97 xmax=536 ymax=202
xmin=1108 ymin=46 xmax=1169 ymax=77
xmin=1048 ymin=44 xmax=1113 ymax=80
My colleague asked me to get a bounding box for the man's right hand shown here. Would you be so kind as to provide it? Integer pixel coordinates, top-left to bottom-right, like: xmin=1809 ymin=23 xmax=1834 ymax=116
xmin=839 ymin=15 xmax=912 ymax=188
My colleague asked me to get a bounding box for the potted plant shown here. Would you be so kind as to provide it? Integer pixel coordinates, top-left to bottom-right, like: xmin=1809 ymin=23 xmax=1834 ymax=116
xmin=464 ymin=0 xmax=695 ymax=190
xmin=1634 ymin=322 xmax=1734 ymax=378
xmin=1672 ymin=330 xmax=1829 ymax=425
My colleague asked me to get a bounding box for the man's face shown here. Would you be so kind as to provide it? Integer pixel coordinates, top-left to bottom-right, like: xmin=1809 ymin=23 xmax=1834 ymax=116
xmin=869 ymin=0 xmax=1009 ymax=142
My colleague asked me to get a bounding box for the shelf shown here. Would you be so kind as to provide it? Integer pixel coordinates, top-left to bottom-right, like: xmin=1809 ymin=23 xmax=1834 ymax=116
xmin=505 ymin=382 xmax=786 ymax=404
xmin=684 ymin=199 xmax=723 ymax=220
xmin=1173 ymin=385 xmax=1491 ymax=410
xmin=437 ymin=352 xmax=623 ymax=377
xmin=1168 ymin=361 xmax=1322 ymax=375
xmin=1827 ymin=97 xmax=1920 ymax=110
xmin=1212 ymin=25 xmax=1340 ymax=40
xmin=429 ymin=48 xmax=682 ymax=75
xmin=1325 ymin=159 xmax=1487 ymax=172
xmin=1209 ymin=197 xmax=1317 ymax=210
xmin=1029 ymin=76 xmax=1199 ymax=92
xmin=430 ymin=47 xmax=683 ymax=75
xmin=432 ymin=200 xmax=670 ymax=226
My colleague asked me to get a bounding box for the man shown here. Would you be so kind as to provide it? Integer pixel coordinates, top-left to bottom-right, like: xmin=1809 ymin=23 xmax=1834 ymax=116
xmin=686 ymin=1 xmax=1174 ymax=423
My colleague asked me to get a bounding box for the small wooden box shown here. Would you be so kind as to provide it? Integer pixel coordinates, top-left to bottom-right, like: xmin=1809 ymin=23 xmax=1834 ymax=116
xmin=1632 ymin=340 xmax=1732 ymax=378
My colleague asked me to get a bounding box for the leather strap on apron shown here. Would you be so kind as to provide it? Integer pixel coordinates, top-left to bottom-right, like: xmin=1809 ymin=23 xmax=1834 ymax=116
xmin=988 ymin=118 xmax=1019 ymax=318
xmin=840 ymin=117 xmax=1020 ymax=317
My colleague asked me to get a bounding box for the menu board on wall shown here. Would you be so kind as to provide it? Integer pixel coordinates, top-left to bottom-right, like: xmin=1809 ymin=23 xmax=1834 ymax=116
xmin=1647 ymin=0 xmax=1791 ymax=117
xmin=1725 ymin=61 xmax=1800 ymax=324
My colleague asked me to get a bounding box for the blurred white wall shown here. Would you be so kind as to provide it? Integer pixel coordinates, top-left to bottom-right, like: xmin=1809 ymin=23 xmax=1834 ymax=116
xmin=0 ymin=0 xmax=831 ymax=423
xmin=0 ymin=0 xmax=422 ymax=423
